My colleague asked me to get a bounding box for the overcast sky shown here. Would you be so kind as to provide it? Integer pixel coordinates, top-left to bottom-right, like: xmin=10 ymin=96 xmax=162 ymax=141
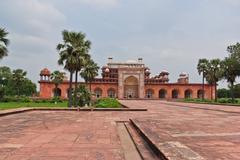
xmin=1 ymin=0 xmax=240 ymax=89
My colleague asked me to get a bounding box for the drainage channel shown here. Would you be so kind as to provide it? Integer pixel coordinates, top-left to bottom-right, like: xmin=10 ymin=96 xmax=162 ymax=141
xmin=117 ymin=122 xmax=142 ymax=160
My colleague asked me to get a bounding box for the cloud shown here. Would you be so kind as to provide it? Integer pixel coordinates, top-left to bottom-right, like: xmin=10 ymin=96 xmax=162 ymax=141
xmin=77 ymin=0 xmax=120 ymax=8
xmin=0 ymin=0 xmax=66 ymax=35
xmin=0 ymin=0 xmax=67 ymax=87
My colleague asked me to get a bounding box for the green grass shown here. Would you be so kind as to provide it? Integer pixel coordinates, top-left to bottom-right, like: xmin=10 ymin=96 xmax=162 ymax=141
xmin=95 ymin=98 xmax=121 ymax=108
xmin=0 ymin=101 xmax=68 ymax=110
xmin=180 ymin=98 xmax=240 ymax=106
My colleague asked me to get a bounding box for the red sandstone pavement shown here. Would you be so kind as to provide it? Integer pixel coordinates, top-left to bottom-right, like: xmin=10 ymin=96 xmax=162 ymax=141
xmin=0 ymin=101 xmax=240 ymax=159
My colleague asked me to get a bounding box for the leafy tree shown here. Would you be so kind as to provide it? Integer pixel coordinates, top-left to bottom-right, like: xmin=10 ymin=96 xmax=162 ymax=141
xmin=0 ymin=28 xmax=9 ymax=60
xmin=76 ymin=84 xmax=91 ymax=107
xmin=11 ymin=69 xmax=27 ymax=96
xmin=0 ymin=67 xmax=36 ymax=97
xmin=233 ymin=84 xmax=240 ymax=98
xmin=197 ymin=58 xmax=209 ymax=99
xmin=205 ymin=59 xmax=222 ymax=102
xmin=50 ymin=70 xmax=65 ymax=97
xmin=221 ymin=56 xmax=239 ymax=102
xmin=227 ymin=42 xmax=240 ymax=73
xmin=0 ymin=66 xmax=11 ymax=86
xmin=217 ymin=88 xmax=230 ymax=98
xmin=80 ymin=59 xmax=99 ymax=93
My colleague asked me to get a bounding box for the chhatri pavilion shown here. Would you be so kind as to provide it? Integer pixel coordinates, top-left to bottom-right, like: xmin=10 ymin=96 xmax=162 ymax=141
xmin=39 ymin=58 xmax=215 ymax=100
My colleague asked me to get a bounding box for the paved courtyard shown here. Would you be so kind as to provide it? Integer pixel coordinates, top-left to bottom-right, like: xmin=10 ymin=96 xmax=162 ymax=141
xmin=0 ymin=101 xmax=240 ymax=159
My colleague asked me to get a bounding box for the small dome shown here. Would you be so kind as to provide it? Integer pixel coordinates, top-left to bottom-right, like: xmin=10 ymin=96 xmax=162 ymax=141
xmin=179 ymin=72 xmax=188 ymax=77
xmin=40 ymin=68 xmax=50 ymax=76
xmin=160 ymin=70 xmax=169 ymax=76
xmin=105 ymin=68 xmax=110 ymax=73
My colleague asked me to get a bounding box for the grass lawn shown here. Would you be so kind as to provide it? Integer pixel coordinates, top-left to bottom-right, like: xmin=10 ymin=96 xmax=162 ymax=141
xmin=0 ymin=101 xmax=68 ymax=110
xmin=180 ymin=98 xmax=240 ymax=106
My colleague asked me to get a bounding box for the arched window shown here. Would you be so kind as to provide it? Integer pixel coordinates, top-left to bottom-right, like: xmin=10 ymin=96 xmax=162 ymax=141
xmin=172 ymin=89 xmax=179 ymax=99
xmin=94 ymin=88 xmax=102 ymax=98
xmin=184 ymin=89 xmax=192 ymax=99
xmin=108 ymin=88 xmax=116 ymax=98
xmin=159 ymin=89 xmax=167 ymax=99
xmin=197 ymin=90 xmax=204 ymax=99
xmin=146 ymin=89 xmax=154 ymax=98
xmin=53 ymin=88 xmax=61 ymax=97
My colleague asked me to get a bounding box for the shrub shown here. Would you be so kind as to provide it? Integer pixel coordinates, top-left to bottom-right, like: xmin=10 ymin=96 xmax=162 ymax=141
xmin=51 ymin=97 xmax=63 ymax=103
xmin=95 ymin=98 xmax=121 ymax=108
xmin=75 ymin=85 xmax=91 ymax=107
xmin=0 ymin=96 xmax=31 ymax=102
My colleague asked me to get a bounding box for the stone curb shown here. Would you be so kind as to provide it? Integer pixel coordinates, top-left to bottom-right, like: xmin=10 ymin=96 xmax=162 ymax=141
xmin=0 ymin=108 xmax=33 ymax=117
xmin=0 ymin=107 xmax=147 ymax=117
xmin=130 ymin=119 xmax=168 ymax=160
xmin=130 ymin=119 xmax=205 ymax=160
xmin=161 ymin=102 xmax=240 ymax=114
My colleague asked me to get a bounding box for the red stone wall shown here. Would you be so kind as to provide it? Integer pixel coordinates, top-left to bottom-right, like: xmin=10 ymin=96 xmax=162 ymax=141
xmin=39 ymin=81 xmax=215 ymax=100
xmin=144 ymin=83 xmax=215 ymax=99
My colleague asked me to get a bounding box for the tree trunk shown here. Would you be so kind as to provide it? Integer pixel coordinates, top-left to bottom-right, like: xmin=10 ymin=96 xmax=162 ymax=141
xmin=210 ymin=85 xmax=213 ymax=100
xmin=202 ymin=73 xmax=205 ymax=100
xmin=74 ymin=70 xmax=78 ymax=107
xmin=68 ymin=71 xmax=73 ymax=108
xmin=230 ymin=81 xmax=234 ymax=103
xmin=89 ymin=81 xmax=92 ymax=93
xmin=214 ymin=82 xmax=217 ymax=102
xmin=54 ymin=84 xmax=58 ymax=97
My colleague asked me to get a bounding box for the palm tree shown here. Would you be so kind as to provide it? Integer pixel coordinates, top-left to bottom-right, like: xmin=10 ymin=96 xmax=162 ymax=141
xmin=71 ymin=33 xmax=91 ymax=107
xmin=221 ymin=57 xmax=239 ymax=103
xmin=80 ymin=59 xmax=99 ymax=93
xmin=206 ymin=59 xmax=222 ymax=102
xmin=50 ymin=71 xmax=65 ymax=97
xmin=0 ymin=28 xmax=9 ymax=60
xmin=197 ymin=58 xmax=209 ymax=100
xmin=57 ymin=30 xmax=79 ymax=107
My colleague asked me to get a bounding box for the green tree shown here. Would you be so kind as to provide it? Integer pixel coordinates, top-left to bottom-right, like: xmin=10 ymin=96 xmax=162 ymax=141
xmin=205 ymin=59 xmax=223 ymax=102
xmin=221 ymin=57 xmax=239 ymax=102
xmin=0 ymin=66 xmax=12 ymax=98
xmin=233 ymin=84 xmax=240 ymax=98
xmin=0 ymin=28 xmax=9 ymax=60
xmin=11 ymin=69 xmax=27 ymax=96
xmin=217 ymin=88 xmax=230 ymax=98
xmin=50 ymin=70 xmax=65 ymax=97
xmin=227 ymin=42 xmax=240 ymax=72
xmin=197 ymin=58 xmax=209 ymax=100
xmin=76 ymin=84 xmax=91 ymax=107
xmin=71 ymin=32 xmax=91 ymax=107
xmin=80 ymin=59 xmax=99 ymax=93
xmin=57 ymin=30 xmax=80 ymax=107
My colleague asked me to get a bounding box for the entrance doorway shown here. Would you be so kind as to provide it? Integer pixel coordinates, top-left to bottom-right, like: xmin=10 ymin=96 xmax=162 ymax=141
xmin=124 ymin=76 xmax=139 ymax=99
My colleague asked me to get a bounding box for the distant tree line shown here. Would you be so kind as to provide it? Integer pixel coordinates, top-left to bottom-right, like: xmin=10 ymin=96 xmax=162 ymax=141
xmin=217 ymin=84 xmax=240 ymax=98
xmin=0 ymin=66 xmax=37 ymax=98
xmin=197 ymin=42 xmax=240 ymax=103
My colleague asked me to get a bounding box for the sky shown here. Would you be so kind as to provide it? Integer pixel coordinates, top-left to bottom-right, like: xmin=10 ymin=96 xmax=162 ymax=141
xmin=1 ymin=0 xmax=240 ymax=89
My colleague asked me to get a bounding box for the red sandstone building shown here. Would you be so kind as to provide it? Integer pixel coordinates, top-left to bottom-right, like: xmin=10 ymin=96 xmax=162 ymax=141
xmin=39 ymin=58 xmax=215 ymax=100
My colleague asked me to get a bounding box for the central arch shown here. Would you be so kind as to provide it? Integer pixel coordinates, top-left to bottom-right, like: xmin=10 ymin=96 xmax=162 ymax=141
xmin=124 ymin=76 xmax=139 ymax=99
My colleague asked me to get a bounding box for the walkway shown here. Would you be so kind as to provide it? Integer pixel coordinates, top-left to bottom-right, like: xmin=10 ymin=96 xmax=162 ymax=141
xmin=0 ymin=101 xmax=239 ymax=159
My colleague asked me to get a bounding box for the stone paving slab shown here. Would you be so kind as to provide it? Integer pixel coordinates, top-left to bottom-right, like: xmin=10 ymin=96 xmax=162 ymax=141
xmin=1 ymin=100 xmax=240 ymax=159
xmin=120 ymin=100 xmax=240 ymax=160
